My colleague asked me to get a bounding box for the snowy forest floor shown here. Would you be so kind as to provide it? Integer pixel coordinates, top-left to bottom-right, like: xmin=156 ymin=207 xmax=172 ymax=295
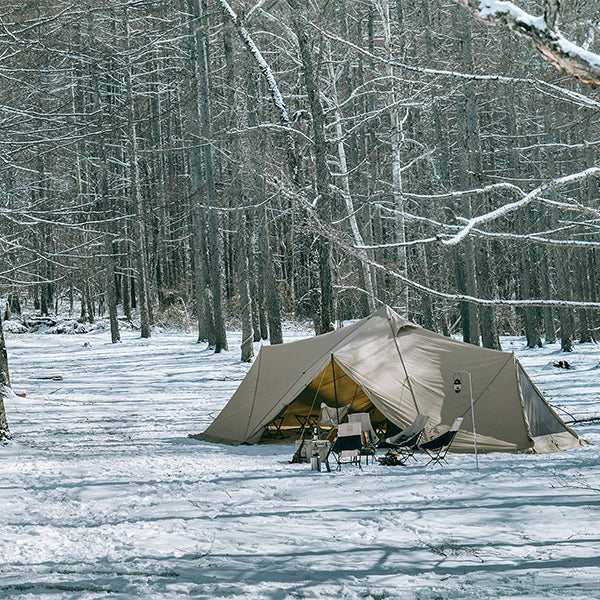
xmin=1 ymin=326 xmax=599 ymax=600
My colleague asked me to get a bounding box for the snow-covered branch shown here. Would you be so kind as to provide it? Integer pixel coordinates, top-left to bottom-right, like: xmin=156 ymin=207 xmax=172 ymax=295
xmin=217 ymin=0 xmax=289 ymax=126
xmin=291 ymin=187 xmax=600 ymax=310
xmin=453 ymin=0 xmax=600 ymax=86
xmin=313 ymin=23 xmax=600 ymax=110
xmin=403 ymin=181 xmax=525 ymax=201
xmin=218 ymin=0 xmax=298 ymax=182
xmin=440 ymin=167 xmax=600 ymax=246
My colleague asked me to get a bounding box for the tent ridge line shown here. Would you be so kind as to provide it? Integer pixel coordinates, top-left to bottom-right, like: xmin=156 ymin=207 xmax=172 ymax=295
xmin=387 ymin=314 xmax=421 ymax=415
xmin=243 ymin=348 xmax=263 ymax=441
xmin=245 ymin=315 xmax=377 ymax=440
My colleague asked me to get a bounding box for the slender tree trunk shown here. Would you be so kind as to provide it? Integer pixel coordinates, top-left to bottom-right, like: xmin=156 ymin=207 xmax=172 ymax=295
xmin=377 ymin=0 xmax=409 ymax=316
xmin=520 ymin=245 xmax=542 ymax=348
xmin=326 ymin=44 xmax=376 ymax=313
xmin=91 ymin=66 xmax=120 ymax=342
xmin=539 ymin=247 xmax=556 ymax=343
xmin=288 ymin=0 xmax=334 ymax=333
xmin=191 ymin=0 xmax=227 ymax=351
xmin=124 ymin=8 xmax=151 ymax=338
xmin=223 ymin=21 xmax=254 ymax=360
xmin=184 ymin=0 xmax=214 ymax=345
xmin=236 ymin=212 xmax=254 ymax=361
xmin=455 ymin=5 xmax=503 ymax=347
xmin=506 ymin=86 xmax=541 ymax=349
xmin=260 ymin=207 xmax=283 ymax=345
xmin=0 ymin=315 xmax=10 ymax=440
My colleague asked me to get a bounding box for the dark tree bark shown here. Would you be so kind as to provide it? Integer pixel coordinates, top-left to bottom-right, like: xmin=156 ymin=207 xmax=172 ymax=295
xmin=260 ymin=207 xmax=283 ymax=345
xmin=288 ymin=0 xmax=334 ymax=334
xmin=223 ymin=21 xmax=254 ymax=360
xmin=124 ymin=7 xmax=151 ymax=339
xmin=0 ymin=315 xmax=11 ymax=440
xmin=190 ymin=0 xmax=227 ymax=352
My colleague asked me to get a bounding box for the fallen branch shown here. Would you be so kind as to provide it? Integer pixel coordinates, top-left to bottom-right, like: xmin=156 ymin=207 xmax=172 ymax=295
xmin=564 ymin=416 xmax=600 ymax=425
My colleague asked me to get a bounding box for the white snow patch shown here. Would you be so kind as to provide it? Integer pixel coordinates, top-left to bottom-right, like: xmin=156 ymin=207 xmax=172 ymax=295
xmin=478 ymin=0 xmax=548 ymax=31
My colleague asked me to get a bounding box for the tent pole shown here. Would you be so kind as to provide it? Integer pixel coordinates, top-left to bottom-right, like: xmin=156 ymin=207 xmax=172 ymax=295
xmin=331 ymin=354 xmax=339 ymax=423
xmin=454 ymin=369 xmax=478 ymax=471
xmin=467 ymin=371 xmax=479 ymax=471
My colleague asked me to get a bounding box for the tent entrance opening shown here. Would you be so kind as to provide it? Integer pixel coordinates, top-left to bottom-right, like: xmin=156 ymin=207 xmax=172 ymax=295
xmin=260 ymin=359 xmax=386 ymax=442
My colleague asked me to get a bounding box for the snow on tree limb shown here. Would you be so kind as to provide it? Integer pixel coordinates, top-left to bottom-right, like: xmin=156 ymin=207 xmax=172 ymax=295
xmin=291 ymin=188 xmax=600 ymax=310
xmin=218 ymin=0 xmax=290 ymax=125
xmin=313 ymin=24 xmax=600 ymax=110
xmin=217 ymin=0 xmax=298 ymax=182
xmin=453 ymin=0 xmax=600 ymax=86
xmin=440 ymin=166 xmax=600 ymax=246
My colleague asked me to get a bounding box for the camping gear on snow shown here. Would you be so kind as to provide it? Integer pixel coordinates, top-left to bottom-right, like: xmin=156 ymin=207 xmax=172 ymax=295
xmin=293 ymin=439 xmax=331 ymax=464
xmin=348 ymin=412 xmax=378 ymax=464
xmin=310 ymin=448 xmax=322 ymax=471
xmin=317 ymin=402 xmax=350 ymax=435
xmin=379 ymin=414 xmax=429 ymax=450
xmin=377 ymin=414 xmax=430 ymax=465
xmin=327 ymin=422 xmax=363 ymax=469
xmin=418 ymin=417 xmax=464 ymax=466
xmin=348 ymin=412 xmax=378 ymax=445
xmin=193 ymin=306 xmax=586 ymax=454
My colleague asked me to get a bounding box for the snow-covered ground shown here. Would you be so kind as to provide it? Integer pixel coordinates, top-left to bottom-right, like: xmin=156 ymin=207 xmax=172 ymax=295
xmin=1 ymin=326 xmax=599 ymax=600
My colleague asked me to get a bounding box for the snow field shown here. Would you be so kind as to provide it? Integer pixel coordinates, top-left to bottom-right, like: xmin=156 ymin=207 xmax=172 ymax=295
xmin=0 ymin=328 xmax=599 ymax=599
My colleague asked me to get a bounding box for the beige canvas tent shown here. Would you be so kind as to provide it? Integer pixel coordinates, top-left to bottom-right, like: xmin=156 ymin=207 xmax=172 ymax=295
xmin=194 ymin=306 xmax=585 ymax=453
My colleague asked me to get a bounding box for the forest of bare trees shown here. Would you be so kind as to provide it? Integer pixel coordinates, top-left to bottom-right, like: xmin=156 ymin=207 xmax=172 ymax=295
xmin=2 ymin=0 xmax=600 ymax=370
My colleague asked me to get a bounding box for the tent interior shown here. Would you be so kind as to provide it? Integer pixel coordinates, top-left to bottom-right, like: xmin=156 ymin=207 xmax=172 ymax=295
xmin=260 ymin=359 xmax=387 ymax=442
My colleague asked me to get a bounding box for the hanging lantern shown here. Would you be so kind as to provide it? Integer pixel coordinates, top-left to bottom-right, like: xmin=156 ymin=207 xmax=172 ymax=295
xmin=453 ymin=378 xmax=462 ymax=393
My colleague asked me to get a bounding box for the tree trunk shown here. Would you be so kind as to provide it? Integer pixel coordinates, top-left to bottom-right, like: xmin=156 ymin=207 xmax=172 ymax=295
xmin=288 ymin=0 xmax=334 ymax=334
xmin=326 ymin=43 xmax=376 ymax=313
xmin=377 ymin=0 xmax=409 ymax=316
xmin=0 ymin=315 xmax=10 ymax=440
xmin=260 ymin=207 xmax=283 ymax=345
xmin=223 ymin=21 xmax=254 ymax=360
xmin=124 ymin=7 xmax=151 ymax=338
xmin=236 ymin=212 xmax=254 ymax=361
xmin=519 ymin=244 xmax=542 ymax=348
xmin=190 ymin=0 xmax=227 ymax=352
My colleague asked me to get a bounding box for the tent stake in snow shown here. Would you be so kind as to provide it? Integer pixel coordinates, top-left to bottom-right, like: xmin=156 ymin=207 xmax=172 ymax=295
xmin=454 ymin=370 xmax=479 ymax=471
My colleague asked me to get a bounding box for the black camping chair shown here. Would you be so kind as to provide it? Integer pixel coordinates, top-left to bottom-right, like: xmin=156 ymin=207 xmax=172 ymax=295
xmin=377 ymin=414 xmax=429 ymax=466
xmin=379 ymin=414 xmax=429 ymax=447
xmin=418 ymin=417 xmax=463 ymax=466
xmin=326 ymin=422 xmax=363 ymax=470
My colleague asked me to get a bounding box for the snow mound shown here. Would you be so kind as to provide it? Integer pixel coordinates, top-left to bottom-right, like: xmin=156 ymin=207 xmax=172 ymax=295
xmin=2 ymin=320 xmax=27 ymax=334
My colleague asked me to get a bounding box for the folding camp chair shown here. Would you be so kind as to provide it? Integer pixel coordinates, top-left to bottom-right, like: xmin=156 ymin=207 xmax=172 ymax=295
xmin=348 ymin=412 xmax=379 ymax=463
xmin=384 ymin=414 xmax=429 ymax=445
xmin=348 ymin=412 xmax=379 ymax=445
xmin=327 ymin=422 xmax=363 ymax=470
xmin=377 ymin=414 xmax=429 ymax=465
xmin=418 ymin=417 xmax=463 ymax=466
xmin=317 ymin=402 xmax=350 ymax=437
